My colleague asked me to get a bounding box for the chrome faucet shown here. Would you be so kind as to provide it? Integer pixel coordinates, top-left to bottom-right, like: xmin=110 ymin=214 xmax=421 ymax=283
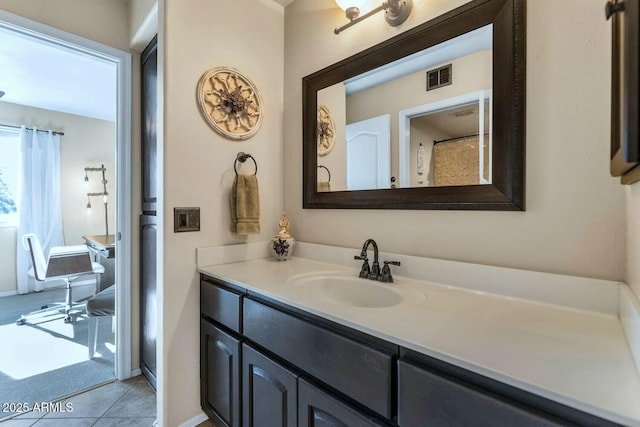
xmin=354 ymin=239 xmax=401 ymax=282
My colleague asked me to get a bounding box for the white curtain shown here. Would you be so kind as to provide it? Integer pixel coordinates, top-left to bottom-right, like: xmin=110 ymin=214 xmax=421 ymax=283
xmin=16 ymin=126 xmax=64 ymax=294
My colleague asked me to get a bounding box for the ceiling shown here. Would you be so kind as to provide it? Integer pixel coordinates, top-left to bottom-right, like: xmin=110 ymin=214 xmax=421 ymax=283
xmin=0 ymin=26 xmax=117 ymax=122
xmin=272 ymin=0 xmax=295 ymax=6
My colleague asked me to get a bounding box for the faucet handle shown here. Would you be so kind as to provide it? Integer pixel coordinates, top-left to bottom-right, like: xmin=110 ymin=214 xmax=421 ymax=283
xmin=379 ymin=260 xmax=401 ymax=283
xmin=354 ymin=254 xmax=370 ymax=278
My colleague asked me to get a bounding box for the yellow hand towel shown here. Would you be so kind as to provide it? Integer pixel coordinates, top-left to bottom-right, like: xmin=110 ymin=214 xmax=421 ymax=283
xmin=231 ymin=174 xmax=260 ymax=234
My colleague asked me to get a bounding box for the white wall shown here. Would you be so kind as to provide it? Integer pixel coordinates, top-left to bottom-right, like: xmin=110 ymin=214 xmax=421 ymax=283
xmin=161 ymin=0 xmax=284 ymax=424
xmin=283 ymin=0 xmax=625 ymax=281
xmin=0 ymin=102 xmax=115 ymax=294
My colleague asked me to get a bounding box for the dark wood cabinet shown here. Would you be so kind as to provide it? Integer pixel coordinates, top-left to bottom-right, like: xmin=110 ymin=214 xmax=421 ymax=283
xmin=200 ymin=274 xmax=620 ymax=427
xmin=201 ymin=276 xmax=243 ymax=333
xmin=608 ymin=0 xmax=640 ymax=184
xmin=243 ymin=298 xmax=394 ymax=419
xmin=140 ymin=35 xmax=158 ymax=388
xmin=201 ymin=319 xmax=241 ymax=427
xmin=398 ymin=361 xmax=561 ymax=427
xmin=298 ymin=379 xmax=384 ymax=427
xmin=139 ymin=215 xmax=157 ymax=387
xmin=242 ymin=344 xmax=298 ymax=427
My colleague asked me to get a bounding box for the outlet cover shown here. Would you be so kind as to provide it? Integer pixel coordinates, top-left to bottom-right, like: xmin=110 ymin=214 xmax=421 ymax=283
xmin=174 ymin=207 xmax=200 ymax=232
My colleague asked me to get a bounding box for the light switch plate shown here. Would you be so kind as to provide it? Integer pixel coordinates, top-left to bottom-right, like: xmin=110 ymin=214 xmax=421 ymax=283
xmin=174 ymin=207 xmax=200 ymax=232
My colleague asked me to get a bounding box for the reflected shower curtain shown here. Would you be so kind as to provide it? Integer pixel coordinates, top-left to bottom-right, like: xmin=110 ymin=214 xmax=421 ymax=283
xmin=16 ymin=126 xmax=64 ymax=294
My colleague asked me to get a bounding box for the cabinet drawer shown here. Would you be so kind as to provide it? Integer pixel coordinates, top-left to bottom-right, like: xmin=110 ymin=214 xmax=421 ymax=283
xmin=243 ymin=298 xmax=394 ymax=419
xmin=299 ymin=378 xmax=385 ymax=427
xmin=398 ymin=361 xmax=562 ymax=427
xmin=201 ymin=276 xmax=243 ymax=333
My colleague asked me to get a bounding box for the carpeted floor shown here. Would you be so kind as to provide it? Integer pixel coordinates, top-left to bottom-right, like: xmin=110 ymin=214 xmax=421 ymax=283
xmin=0 ymin=286 xmax=115 ymax=420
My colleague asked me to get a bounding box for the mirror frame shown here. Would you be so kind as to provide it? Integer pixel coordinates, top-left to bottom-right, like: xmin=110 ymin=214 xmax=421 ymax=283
xmin=302 ymin=0 xmax=526 ymax=210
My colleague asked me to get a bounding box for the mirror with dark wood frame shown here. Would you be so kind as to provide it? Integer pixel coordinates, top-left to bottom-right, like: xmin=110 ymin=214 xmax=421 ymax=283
xmin=607 ymin=0 xmax=640 ymax=184
xmin=302 ymin=0 xmax=526 ymax=210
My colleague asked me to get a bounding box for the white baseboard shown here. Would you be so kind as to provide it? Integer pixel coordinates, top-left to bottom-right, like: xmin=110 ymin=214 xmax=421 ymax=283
xmin=130 ymin=368 xmax=142 ymax=377
xmin=177 ymin=411 xmax=208 ymax=427
xmin=0 ymin=290 xmax=17 ymax=298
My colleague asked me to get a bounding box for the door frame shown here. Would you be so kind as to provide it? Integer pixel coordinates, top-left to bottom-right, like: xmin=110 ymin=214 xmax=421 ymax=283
xmin=0 ymin=10 xmax=133 ymax=380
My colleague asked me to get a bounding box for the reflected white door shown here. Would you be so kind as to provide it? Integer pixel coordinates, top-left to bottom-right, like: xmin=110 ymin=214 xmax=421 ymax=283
xmin=346 ymin=114 xmax=390 ymax=190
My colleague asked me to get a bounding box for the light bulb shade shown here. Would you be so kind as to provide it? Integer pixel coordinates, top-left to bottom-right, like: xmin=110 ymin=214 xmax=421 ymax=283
xmin=335 ymin=0 xmax=366 ymax=12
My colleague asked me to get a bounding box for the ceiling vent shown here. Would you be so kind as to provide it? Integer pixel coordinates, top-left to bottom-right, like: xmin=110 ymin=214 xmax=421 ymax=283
xmin=426 ymin=64 xmax=452 ymax=91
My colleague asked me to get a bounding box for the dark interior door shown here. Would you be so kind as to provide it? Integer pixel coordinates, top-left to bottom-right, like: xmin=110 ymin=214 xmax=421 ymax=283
xmin=140 ymin=35 xmax=158 ymax=388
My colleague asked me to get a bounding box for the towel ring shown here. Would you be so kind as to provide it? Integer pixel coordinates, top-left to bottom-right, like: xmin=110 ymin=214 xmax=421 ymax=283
xmin=317 ymin=165 xmax=331 ymax=182
xmin=234 ymin=152 xmax=258 ymax=175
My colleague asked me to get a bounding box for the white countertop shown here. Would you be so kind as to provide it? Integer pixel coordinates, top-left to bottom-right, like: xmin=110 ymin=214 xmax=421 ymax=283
xmin=199 ymin=256 xmax=640 ymax=426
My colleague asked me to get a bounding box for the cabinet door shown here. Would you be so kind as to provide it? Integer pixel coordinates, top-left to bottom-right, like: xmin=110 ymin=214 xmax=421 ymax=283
xmin=141 ymin=35 xmax=158 ymax=212
xmin=242 ymin=344 xmax=297 ymax=427
xmin=140 ymin=214 xmax=157 ymax=388
xmin=201 ymin=320 xmax=241 ymax=427
xmin=140 ymin=35 xmax=158 ymax=388
xmin=398 ymin=361 xmax=561 ymax=427
xmin=298 ymin=379 xmax=384 ymax=427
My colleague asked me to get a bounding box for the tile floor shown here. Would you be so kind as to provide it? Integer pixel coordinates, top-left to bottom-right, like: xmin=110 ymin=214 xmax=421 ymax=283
xmin=0 ymin=376 xmax=155 ymax=426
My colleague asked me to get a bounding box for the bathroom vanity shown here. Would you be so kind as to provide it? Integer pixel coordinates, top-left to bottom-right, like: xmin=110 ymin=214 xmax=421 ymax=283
xmin=198 ymin=244 xmax=640 ymax=427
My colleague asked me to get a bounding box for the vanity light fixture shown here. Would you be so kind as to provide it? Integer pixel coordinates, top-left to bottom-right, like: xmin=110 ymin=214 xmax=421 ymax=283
xmin=334 ymin=0 xmax=413 ymax=34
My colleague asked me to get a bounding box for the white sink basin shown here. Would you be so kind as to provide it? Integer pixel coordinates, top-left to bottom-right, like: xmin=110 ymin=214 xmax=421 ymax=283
xmin=287 ymin=273 xmax=425 ymax=308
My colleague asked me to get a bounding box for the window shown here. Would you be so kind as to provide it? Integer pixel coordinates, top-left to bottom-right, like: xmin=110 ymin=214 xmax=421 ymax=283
xmin=0 ymin=128 xmax=20 ymax=226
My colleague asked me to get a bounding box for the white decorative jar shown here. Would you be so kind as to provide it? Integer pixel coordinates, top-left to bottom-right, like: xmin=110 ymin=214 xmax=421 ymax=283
xmin=272 ymin=212 xmax=294 ymax=261
xmin=272 ymin=236 xmax=295 ymax=261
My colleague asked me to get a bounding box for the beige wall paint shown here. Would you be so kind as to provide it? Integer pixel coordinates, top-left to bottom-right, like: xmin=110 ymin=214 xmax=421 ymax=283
xmin=317 ymin=83 xmax=347 ymax=191
xmin=284 ymin=0 xmax=626 ymax=280
xmin=628 ymin=185 xmax=640 ymax=298
xmin=0 ymin=103 xmax=115 ymax=294
xmin=129 ymin=0 xmax=157 ymax=49
xmin=0 ymin=0 xmax=142 ymax=376
xmin=0 ymin=0 xmax=130 ymax=52
xmin=162 ymin=0 xmax=284 ymax=424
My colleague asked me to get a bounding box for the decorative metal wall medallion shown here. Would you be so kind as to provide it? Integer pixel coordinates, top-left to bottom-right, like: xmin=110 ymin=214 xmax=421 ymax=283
xmin=317 ymin=104 xmax=335 ymax=155
xmin=197 ymin=67 xmax=263 ymax=140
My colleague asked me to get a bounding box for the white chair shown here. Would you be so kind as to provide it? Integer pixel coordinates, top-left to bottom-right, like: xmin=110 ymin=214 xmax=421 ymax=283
xmin=16 ymin=233 xmax=105 ymax=325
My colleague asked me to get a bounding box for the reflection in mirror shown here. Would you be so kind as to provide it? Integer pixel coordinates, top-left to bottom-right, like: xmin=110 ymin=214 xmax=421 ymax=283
xmin=402 ymin=94 xmax=491 ymax=187
xmin=316 ymin=25 xmax=492 ymax=192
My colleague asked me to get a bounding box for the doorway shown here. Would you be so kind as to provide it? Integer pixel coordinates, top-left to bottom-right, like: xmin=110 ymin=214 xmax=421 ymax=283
xmin=0 ymin=9 xmax=132 ymax=413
